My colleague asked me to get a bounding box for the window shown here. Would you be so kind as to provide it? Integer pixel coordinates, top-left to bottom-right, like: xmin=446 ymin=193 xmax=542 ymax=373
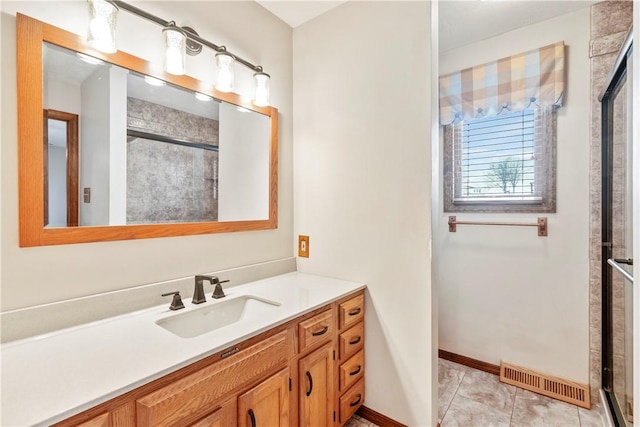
xmin=443 ymin=107 xmax=556 ymax=213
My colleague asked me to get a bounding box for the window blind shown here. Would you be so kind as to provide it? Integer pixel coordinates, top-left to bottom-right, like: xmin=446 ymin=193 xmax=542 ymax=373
xmin=452 ymin=109 xmax=544 ymax=202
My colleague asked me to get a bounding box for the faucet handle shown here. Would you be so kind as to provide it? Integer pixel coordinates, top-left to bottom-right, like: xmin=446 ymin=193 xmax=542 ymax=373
xmin=161 ymin=291 xmax=185 ymax=310
xmin=211 ymin=279 xmax=230 ymax=299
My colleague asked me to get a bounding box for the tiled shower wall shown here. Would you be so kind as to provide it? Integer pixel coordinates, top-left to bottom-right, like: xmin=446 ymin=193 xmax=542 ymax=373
xmin=126 ymin=98 xmax=219 ymax=223
xmin=588 ymin=0 xmax=632 ymax=396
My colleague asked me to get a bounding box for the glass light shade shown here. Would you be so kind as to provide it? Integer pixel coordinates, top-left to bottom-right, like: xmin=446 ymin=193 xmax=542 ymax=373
xmin=215 ymin=52 xmax=235 ymax=92
xmin=87 ymin=0 xmax=118 ymax=53
xmin=253 ymin=72 xmax=270 ymax=107
xmin=163 ymin=27 xmax=186 ymax=75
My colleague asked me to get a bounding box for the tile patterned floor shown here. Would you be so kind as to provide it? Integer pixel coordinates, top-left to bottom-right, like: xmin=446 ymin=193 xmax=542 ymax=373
xmin=439 ymin=358 xmax=609 ymax=427
xmin=344 ymin=414 xmax=378 ymax=427
xmin=345 ymin=359 xmax=609 ymax=427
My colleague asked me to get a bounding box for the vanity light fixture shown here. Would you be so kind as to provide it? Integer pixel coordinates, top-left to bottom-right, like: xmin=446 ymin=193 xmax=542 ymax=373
xmin=253 ymin=71 xmax=270 ymax=107
xmin=163 ymin=23 xmax=187 ymax=75
xmin=195 ymin=92 xmax=213 ymax=102
xmin=144 ymin=76 xmax=165 ymax=87
xmin=87 ymin=0 xmax=118 ymax=53
xmin=86 ymin=0 xmax=272 ymax=106
xmin=215 ymin=51 xmax=235 ymax=92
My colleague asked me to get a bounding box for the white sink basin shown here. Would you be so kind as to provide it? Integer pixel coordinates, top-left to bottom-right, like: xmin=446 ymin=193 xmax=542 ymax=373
xmin=156 ymin=295 xmax=281 ymax=338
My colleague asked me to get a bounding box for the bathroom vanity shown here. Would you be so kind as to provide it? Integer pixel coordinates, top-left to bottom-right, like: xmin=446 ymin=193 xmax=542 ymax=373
xmin=1 ymin=273 xmax=366 ymax=426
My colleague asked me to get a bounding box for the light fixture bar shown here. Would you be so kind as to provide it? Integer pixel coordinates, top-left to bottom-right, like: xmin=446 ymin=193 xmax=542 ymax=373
xmin=107 ymin=0 xmax=264 ymax=73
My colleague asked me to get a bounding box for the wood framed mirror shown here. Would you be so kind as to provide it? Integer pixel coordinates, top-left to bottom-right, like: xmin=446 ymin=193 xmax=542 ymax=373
xmin=17 ymin=13 xmax=278 ymax=247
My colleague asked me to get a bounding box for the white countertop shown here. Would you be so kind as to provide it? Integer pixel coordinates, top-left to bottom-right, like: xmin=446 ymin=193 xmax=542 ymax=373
xmin=1 ymin=272 xmax=365 ymax=426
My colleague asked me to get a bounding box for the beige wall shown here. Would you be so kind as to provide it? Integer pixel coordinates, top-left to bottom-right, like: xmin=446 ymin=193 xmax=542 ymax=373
xmin=0 ymin=1 xmax=293 ymax=311
xmin=293 ymin=2 xmax=436 ymax=425
xmin=435 ymin=7 xmax=591 ymax=383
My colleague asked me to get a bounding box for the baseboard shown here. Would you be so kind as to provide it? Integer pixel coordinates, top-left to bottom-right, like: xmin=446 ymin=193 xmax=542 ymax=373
xmin=438 ymin=349 xmax=500 ymax=376
xmin=356 ymin=406 xmax=407 ymax=427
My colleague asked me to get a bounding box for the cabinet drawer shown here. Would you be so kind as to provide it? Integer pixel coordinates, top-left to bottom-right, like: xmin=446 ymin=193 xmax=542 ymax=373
xmin=339 ymin=350 xmax=364 ymax=392
xmin=339 ymin=321 xmax=364 ymax=360
xmin=74 ymin=413 xmax=109 ymax=427
xmin=338 ymin=294 xmax=364 ymax=330
xmin=136 ymin=331 xmax=289 ymax=427
xmin=188 ymin=399 xmax=236 ymax=427
xmin=339 ymin=378 xmax=365 ymax=424
xmin=298 ymin=309 xmax=334 ymax=352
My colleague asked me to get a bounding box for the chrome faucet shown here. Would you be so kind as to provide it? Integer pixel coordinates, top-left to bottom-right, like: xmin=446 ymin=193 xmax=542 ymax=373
xmin=193 ymin=275 xmax=216 ymax=304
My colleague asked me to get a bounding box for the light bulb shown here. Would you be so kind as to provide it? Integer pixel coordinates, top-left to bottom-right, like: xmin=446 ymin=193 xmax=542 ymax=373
xmin=215 ymin=51 xmax=235 ymax=92
xmin=77 ymin=53 xmax=104 ymax=65
xmin=253 ymin=72 xmax=270 ymax=107
xmin=87 ymin=0 xmax=118 ymax=53
xmin=163 ymin=26 xmax=186 ymax=75
xmin=144 ymin=76 xmax=165 ymax=86
xmin=195 ymin=92 xmax=213 ymax=102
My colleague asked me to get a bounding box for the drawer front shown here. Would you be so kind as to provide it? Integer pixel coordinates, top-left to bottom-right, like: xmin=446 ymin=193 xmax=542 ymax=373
xmin=298 ymin=309 xmax=334 ymax=352
xmin=136 ymin=330 xmax=289 ymax=427
xmin=338 ymin=294 xmax=364 ymax=330
xmin=339 ymin=350 xmax=364 ymax=392
xmin=74 ymin=413 xmax=109 ymax=427
xmin=188 ymin=399 xmax=236 ymax=427
xmin=339 ymin=321 xmax=364 ymax=360
xmin=339 ymin=378 xmax=365 ymax=424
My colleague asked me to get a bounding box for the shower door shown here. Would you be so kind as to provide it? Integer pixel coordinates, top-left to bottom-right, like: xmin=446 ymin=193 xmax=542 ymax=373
xmin=601 ymin=30 xmax=634 ymax=427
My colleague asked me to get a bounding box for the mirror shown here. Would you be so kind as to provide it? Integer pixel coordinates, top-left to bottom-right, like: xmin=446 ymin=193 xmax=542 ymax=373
xmin=17 ymin=13 xmax=278 ymax=246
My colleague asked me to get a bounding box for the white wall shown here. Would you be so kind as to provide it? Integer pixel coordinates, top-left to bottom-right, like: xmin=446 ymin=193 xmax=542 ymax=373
xmin=108 ymin=66 xmax=128 ymax=226
xmin=0 ymin=1 xmax=293 ymax=311
xmin=435 ymin=8 xmax=591 ymax=383
xmin=293 ymin=2 xmax=435 ymax=425
xmin=218 ymin=102 xmax=270 ymax=221
xmin=80 ymin=66 xmax=114 ymax=226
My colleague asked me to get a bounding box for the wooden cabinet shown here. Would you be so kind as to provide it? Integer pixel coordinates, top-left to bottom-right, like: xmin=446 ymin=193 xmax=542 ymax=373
xmin=238 ymin=368 xmax=290 ymax=427
xmin=299 ymin=342 xmax=334 ymax=427
xmin=336 ymin=293 xmax=365 ymax=426
xmin=55 ymin=290 xmax=365 ymax=427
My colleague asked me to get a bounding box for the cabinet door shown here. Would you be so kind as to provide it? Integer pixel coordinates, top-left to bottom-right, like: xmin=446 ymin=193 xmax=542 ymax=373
xmin=238 ymin=368 xmax=290 ymax=427
xmin=299 ymin=342 xmax=335 ymax=427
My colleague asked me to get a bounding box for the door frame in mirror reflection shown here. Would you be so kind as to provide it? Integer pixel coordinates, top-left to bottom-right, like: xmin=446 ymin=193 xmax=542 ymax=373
xmin=17 ymin=13 xmax=278 ymax=247
xmin=44 ymin=109 xmax=79 ymax=228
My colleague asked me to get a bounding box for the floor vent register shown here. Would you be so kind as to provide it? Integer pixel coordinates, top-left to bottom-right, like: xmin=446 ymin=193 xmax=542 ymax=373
xmin=500 ymin=361 xmax=591 ymax=409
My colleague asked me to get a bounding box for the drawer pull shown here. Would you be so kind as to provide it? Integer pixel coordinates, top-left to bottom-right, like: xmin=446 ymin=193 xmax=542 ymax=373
xmin=306 ymin=371 xmax=313 ymax=396
xmin=312 ymin=326 xmax=329 ymax=336
xmin=348 ymin=336 xmax=362 ymax=345
xmin=349 ymin=365 xmax=362 ymax=376
xmin=248 ymin=409 xmax=256 ymax=427
xmin=349 ymin=394 xmax=362 ymax=407
xmin=348 ymin=308 xmax=361 ymax=316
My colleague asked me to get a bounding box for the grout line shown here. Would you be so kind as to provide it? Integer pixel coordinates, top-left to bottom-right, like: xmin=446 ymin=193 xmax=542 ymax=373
xmin=439 ymin=360 xmax=468 ymax=424
xmin=509 ymin=385 xmax=521 ymax=426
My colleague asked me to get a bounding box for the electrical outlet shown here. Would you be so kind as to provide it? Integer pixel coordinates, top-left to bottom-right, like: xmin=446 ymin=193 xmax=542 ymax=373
xmin=298 ymin=235 xmax=309 ymax=258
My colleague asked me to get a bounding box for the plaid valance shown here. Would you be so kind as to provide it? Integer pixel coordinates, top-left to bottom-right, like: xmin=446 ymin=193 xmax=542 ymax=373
xmin=439 ymin=42 xmax=565 ymax=125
